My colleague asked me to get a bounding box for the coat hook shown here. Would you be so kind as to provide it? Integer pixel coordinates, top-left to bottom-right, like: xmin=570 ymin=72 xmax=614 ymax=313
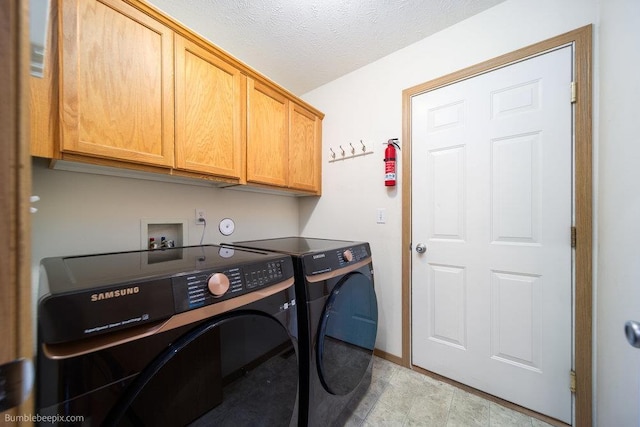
xmin=360 ymin=140 xmax=366 ymax=152
xmin=349 ymin=143 xmax=355 ymax=154
xmin=339 ymin=145 xmax=345 ymax=156
xmin=329 ymin=148 xmax=336 ymax=159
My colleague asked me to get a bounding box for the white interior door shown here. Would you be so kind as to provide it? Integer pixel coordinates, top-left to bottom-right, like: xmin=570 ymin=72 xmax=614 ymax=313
xmin=411 ymin=46 xmax=573 ymax=423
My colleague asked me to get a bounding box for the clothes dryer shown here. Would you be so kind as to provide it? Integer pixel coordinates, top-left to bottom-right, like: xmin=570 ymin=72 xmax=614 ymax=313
xmin=230 ymin=237 xmax=378 ymax=426
xmin=36 ymin=245 xmax=299 ymax=426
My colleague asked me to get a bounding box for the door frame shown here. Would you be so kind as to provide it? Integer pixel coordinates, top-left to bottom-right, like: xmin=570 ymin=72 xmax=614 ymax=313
xmin=0 ymin=0 xmax=33 ymax=421
xmin=401 ymin=26 xmax=592 ymax=426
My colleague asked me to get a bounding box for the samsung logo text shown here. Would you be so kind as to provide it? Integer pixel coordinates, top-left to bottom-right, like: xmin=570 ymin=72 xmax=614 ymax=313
xmin=91 ymin=287 xmax=140 ymax=302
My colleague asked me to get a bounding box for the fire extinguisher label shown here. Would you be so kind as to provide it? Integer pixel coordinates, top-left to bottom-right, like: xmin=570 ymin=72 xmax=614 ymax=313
xmin=385 ymin=161 xmax=396 ymax=178
xmin=385 ymin=162 xmax=395 ymax=173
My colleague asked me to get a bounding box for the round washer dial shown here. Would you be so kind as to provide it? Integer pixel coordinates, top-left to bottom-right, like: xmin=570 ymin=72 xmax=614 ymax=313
xmin=208 ymin=273 xmax=230 ymax=297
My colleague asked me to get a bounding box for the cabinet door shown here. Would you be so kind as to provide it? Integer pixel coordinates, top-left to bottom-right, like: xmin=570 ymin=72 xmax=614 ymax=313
xmin=59 ymin=0 xmax=174 ymax=166
xmin=175 ymin=36 xmax=244 ymax=179
xmin=30 ymin=0 xmax=57 ymax=159
xmin=289 ymin=102 xmax=321 ymax=193
xmin=246 ymin=78 xmax=288 ymax=187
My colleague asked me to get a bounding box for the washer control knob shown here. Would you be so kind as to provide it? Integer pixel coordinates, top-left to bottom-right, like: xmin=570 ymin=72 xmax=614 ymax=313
xmin=343 ymin=250 xmax=354 ymax=262
xmin=208 ymin=273 xmax=230 ymax=297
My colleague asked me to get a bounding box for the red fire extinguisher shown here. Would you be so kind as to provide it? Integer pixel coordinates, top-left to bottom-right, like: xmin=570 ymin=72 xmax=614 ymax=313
xmin=384 ymin=138 xmax=400 ymax=186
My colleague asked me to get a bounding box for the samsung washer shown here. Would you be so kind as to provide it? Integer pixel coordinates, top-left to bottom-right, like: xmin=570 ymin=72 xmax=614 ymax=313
xmin=36 ymin=245 xmax=299 ymax=426
xmin=229 ymin=237 xmax=378 ymax=426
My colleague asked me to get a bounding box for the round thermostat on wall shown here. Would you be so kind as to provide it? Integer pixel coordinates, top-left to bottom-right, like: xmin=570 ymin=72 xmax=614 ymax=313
xmin=218 ymin=218 xmax=235 ymax=236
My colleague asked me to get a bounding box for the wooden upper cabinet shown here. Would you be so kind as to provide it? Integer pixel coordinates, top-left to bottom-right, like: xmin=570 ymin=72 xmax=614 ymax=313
xmin=289 ymin=102 xmax=321 ymax=193
xmin=59 ymin=0 xmax=175 ymax=167
xmin=174 ymin=35 xmax=244 ymax=179
xmin=246 ymin=78 xmax=288 ymax=187
xmin=34 ymin=0 xmax=323 ymax=192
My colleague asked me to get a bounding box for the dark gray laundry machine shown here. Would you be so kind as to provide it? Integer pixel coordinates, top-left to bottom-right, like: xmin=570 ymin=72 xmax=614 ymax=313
xmin=229 ymin=237 xmax=378 ymax=426
xmin=36 ymin=245 xmax=299 ymax=426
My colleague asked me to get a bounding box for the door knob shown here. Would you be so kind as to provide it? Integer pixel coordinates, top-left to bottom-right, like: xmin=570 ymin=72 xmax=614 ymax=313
xmin=415 ymin=243 xmax=427 ymax=254
xmin=625 ymin=321 xmax=640 ymax=348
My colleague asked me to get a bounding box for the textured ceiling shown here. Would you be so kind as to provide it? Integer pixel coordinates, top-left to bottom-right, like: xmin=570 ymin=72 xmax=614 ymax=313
xmin=146 ymin=0 xmax=507 ymax=95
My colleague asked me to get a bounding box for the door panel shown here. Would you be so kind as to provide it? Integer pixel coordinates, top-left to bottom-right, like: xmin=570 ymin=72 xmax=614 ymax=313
xmin=412 ymin=47 xmax=573 ymax=422
xmin=429 ymin=145 xmax=465 ymax=240
xmin=490 ymin=271 xmax=542 ymax=371
xmin=491 ymin=133 xmax=540 ymax=244
xmin=429 ymin=264 xmax=466 ymax=349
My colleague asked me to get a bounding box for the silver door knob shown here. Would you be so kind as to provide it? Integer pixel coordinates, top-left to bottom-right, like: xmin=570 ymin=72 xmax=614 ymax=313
xmin=625 ymin=321 xmax=640 ymax=348
xmin=415 ymin=243 xmax=427 ymax=254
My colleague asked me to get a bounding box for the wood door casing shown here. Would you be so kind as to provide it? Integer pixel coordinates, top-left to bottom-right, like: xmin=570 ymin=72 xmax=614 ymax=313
xmin=1 ymin=0 xmax=33 ymax=421
xmin=174 ymin=35 xmax=244 ymax=179
xmin=246 ymin=78 xmax=288 ymax=187
xmin=59 ymin=0 xmax=174 ymax=167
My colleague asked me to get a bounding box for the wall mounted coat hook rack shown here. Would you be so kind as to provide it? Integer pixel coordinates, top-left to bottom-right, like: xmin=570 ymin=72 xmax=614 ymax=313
xmin=329 ymin=140 xmax=374 ymax=163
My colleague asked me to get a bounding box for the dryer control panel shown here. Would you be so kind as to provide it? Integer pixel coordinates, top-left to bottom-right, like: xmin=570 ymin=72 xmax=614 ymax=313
xmin=302 ymin=243 xmax=371 ymax=276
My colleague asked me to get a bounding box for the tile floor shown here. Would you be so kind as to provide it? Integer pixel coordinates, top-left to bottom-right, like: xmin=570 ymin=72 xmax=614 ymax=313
xmin=339 ymin=356 xmax=556 ymax=427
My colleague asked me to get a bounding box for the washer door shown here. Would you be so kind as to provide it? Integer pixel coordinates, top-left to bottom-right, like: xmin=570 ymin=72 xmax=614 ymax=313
xmin=105 ymin=312 xmax=298 ymax=426
xmin=317 ymin=271 xmax=378 ymax=395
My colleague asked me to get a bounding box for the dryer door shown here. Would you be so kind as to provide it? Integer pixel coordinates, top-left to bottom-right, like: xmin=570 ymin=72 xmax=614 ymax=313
xmin=317 ymin=270 xmax=378 ymax=395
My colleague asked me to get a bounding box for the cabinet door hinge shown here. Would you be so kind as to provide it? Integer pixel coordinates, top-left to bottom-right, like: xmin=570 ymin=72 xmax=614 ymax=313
xmin=571 ymin=226 xmax=577 ymax=248
xmin=571 ymin=81 xmax=577 ymax=103
xmin=570 ymin=370 xmax=576 ymax=393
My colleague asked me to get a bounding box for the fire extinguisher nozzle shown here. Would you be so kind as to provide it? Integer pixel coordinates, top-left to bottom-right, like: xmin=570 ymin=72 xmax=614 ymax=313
xmin=386 ymin=138 xmax=401 ymax=150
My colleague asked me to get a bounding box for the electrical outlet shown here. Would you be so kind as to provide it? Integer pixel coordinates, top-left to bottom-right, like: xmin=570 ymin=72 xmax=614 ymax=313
xmin=195 ymin=208 xmax=206 ymax=225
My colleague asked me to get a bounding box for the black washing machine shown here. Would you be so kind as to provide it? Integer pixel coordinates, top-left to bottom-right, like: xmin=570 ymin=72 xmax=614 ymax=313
xmin=36 ymin=245 xmax=299 ymax=426
xmin=229 ymin=237 xmax=378 ymax=426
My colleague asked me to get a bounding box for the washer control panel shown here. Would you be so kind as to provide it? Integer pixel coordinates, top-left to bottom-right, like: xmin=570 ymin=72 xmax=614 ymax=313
xmin=172 ymin=259 xmax=289 ymax=312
